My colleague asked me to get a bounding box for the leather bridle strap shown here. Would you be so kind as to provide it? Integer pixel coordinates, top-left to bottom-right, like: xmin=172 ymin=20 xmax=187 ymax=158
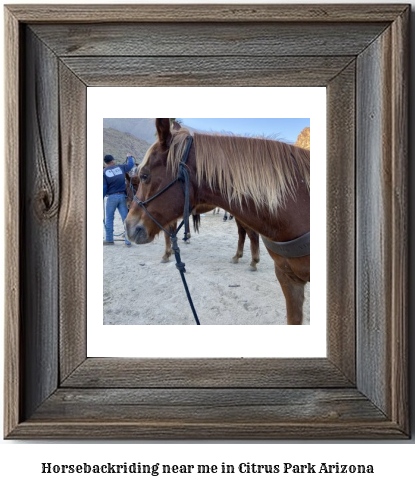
xmin=133 ymin=177 xmax=179 ymax=222
xmin=132 ymin=136 xmax=194 ymax=239
xmin=129 ymin=136 xmax=200 ymax=325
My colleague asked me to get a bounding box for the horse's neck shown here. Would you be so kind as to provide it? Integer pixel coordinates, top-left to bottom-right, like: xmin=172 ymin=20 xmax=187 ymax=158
xmin=196 ymin=183 xmax=310 ymax=242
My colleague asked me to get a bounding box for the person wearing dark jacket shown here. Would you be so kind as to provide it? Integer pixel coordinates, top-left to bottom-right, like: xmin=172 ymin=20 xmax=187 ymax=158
xmin=103 ymin=154 xmax=134 ymax=245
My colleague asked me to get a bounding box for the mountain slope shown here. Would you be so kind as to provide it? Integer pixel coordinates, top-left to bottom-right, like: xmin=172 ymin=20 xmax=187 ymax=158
xmin=103 ymin=128 xmax=151 ymax=165
xmin=103 ymin=118 xmax=157 ymax=145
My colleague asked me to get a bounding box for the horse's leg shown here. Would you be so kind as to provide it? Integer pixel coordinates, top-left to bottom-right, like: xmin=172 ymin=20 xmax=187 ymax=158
xmin=184 ymin=227 xmax=191 ymax=244
xmin=231 ymin=219 xmax=246 ymax=264
xmin=160 ymin=221 xmax=177 ymax=262
xmin=160 ymin=233 xmax=172 ymax=262
xmin=246 ymin=228 xmax=260 ymax=271
xmin=274 ymin=265 xmax=306 ymax=325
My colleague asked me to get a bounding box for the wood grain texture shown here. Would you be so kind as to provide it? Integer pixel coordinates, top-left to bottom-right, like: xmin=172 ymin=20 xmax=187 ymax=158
xmin=32 ymin=388 xmax=386 ymax=423
xmin=62 ymin=358 xmax=352 ymax=388
xmin=389 ymin=8 xmax=409 ymax=432
xmin=58 ymin=63 xmax=87 ymax=381
xmin=31 ymin=22 xmax=388 ymax=57
xmin=20 ymin=28 xmax=60 ymax=420
xmin=61 ymin=56 xmax=354 ymax=87
xmin=357 ymin=31 xmax=391 ymax=415
xmin=7 ymin=421 xmax=406 ymax=441
xmin=356 ymin=9 xmax=409 ymax=425
xmin=6 ymin=4 xmax=409 ymax=23
xmin=326 ymin=62 xmax=356 ymax=382
xmin=4 ymin=6 xmax=21 ymax=438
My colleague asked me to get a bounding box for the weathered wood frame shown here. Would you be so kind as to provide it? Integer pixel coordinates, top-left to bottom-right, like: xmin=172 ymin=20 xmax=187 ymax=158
xmin=4 ymin=4 xmax=409 ymax=439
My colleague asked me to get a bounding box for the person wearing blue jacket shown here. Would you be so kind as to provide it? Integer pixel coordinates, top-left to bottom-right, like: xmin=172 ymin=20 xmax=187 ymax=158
xmin=103 ymin=154 xmax=134 ymax=246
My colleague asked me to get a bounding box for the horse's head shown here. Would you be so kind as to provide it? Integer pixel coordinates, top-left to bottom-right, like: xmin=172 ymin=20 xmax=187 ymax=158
xmin=125 ymin=118 xmax=195 ymax=244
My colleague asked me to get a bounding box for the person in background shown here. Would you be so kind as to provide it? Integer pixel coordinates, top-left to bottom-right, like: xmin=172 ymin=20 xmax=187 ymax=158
xmin=103 ymin=154 xmax=134 ymax=246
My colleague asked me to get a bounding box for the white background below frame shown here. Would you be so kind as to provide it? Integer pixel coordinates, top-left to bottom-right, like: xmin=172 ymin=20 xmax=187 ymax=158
xmin=87 ymin=87 xmax=326 ymax=358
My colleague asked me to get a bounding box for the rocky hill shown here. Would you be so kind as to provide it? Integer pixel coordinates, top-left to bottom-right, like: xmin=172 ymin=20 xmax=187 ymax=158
xmin=103 ymin=118 xmax=157 ymax=145
xmin=103 ymin=128 xmax=151 ymax=165
xmin=294 ymin=127 xmax=310 ymax=150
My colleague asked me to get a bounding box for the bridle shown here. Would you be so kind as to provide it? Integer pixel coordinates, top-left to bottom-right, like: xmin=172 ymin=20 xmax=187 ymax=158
xmin=131 ymin=135 xmax=193 ymax=243
xmin=128 ymin=135 xmax=201 ymax=325
xmin=125 ymin=177 xmax=136 ymax=208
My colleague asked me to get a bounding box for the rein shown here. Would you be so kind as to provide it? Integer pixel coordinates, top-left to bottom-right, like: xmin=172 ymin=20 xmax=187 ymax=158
xmin=130 ymin=136 xmax=201 ymax=325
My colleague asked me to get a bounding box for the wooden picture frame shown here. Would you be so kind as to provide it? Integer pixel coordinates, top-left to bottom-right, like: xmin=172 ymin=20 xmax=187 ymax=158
xmin=4 ymin=4 xmax=409 ymax=439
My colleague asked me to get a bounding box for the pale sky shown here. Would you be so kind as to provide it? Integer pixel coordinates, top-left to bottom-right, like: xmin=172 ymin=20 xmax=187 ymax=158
xmin=178 ymin=118 xmax=310 ymax=144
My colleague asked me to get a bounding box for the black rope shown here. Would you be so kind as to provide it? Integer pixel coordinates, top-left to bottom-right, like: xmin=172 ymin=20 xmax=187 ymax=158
xmin=170 ymin=233 xmax=200 ymax=325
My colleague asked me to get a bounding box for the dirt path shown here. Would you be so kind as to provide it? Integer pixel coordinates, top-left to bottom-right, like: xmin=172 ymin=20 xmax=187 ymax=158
xmin=103 ymin=210 xmax=310 ymax=325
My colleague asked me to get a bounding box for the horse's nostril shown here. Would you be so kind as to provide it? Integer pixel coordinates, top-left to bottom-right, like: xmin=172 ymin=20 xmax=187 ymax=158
xmin=127 ymin=224 xmax=149 ymax=244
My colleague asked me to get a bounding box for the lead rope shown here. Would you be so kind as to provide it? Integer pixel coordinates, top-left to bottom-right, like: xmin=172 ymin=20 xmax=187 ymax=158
xmin=172 ymin=154 xmax=200 ymax=324
xmin=131 ymin=136 xmax=200 ymax=325
xmin=170 ymin=221 xmax=200 ymax=325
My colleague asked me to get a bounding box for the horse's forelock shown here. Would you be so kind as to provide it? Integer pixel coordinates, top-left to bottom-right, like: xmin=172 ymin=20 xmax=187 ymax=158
xmin=138 ymin=142 xmax=158 ymax=171
xmin=139 ymin=133 xmax=182 ymax=173
xmin=166 ymin=127 xmax=192 ymax=170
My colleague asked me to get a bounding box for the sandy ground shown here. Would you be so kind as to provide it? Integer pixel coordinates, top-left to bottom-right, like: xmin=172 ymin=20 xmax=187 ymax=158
xmin=103 ymin=209 xmax=310 ymax=325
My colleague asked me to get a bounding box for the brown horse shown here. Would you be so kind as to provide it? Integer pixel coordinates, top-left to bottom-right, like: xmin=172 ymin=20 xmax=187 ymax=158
xmin=125 ymin=119 xmax=310 ymax=324
xmin=126 ymin=174 xmax=260 ymax=270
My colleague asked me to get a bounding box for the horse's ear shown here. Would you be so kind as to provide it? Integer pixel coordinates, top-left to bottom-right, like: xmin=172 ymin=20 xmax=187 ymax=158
xmin=172 ymin=121 xmax=181 ymax=131
xmin=155 ymin=118 xmax=172 ymax=148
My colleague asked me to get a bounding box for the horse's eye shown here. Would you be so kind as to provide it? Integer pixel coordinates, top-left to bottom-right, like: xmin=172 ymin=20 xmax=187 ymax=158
xmin=140 ymin=173 xmax=149 ymax=183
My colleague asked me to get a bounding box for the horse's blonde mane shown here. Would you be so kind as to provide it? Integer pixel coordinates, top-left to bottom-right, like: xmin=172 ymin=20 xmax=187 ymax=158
xmin=139 ymin=142 xmax=158 ymax=170
xmin=166 ymin=127 xmax=310 ymax=213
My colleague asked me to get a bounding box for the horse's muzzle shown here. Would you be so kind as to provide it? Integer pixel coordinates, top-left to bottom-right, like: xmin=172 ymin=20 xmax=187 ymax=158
xmin=125 ymin=222 xmax=152 ymax=244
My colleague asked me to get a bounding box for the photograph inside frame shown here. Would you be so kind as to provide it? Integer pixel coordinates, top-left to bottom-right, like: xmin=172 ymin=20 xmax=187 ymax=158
xmin=103 ymin=117 xmax=311 ymax=326
xmin=87 ymin=87 xmax=326 ymax=359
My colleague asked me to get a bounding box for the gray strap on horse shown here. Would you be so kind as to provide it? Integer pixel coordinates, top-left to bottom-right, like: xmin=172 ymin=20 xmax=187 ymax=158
xmin=262 ymin=232 xmax=310 ymax=258
xmin=262 ymin=147 xmax=310 ymax=258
